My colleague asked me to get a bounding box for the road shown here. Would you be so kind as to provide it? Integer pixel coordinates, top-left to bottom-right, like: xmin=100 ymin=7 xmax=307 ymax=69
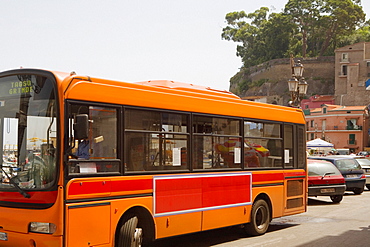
xmin=152 ymin=188 xmax=370 ymax=247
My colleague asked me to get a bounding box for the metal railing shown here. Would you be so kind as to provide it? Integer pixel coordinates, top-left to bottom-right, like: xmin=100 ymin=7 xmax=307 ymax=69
xmin=307 ymin=125 xmax=362 ymax=131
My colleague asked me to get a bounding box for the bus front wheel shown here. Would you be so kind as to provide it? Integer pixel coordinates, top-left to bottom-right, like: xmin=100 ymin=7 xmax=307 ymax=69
xmin=118 ymin=214 xmax=143 ymax=247
xmin=244 ymin=199 xmax=270 ymax=236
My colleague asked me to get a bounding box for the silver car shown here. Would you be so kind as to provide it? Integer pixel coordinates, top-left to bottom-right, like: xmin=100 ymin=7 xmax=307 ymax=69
xmin=354 ymin=158 xmax=370 ymax=190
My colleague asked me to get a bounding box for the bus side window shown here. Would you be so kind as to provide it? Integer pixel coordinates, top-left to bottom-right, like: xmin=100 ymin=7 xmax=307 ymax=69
xmin=124 ymin=109 xmax=189 ymax=172
xmin=284 ymin=125 xmax=294 ymax=168
xmin=89 ymin=107 xmax=117 ymax=159
xmin=193 ymin=116 xmax=242 ymax=170
xmin=244 ymin=121 xmax=282 ymax=168
xmin=68 ymin=104 xmax=119 ymax=175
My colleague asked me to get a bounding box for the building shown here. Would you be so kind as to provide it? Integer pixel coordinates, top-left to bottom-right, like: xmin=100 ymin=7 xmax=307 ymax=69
xmin=301 ymin=95 xmax=335 ymax=109
xmin=335 ymin=42 xmax=370 ymax=106
xmin=305 ymin=104 xmax=370 ymax=153
xmin=236 ymin=42 xmax=370 ymax=152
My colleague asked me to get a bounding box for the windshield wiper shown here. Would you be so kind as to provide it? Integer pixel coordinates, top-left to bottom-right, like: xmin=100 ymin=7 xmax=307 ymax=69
xmin=1 ymin=167 xmax=30 ymax=198
xmin=322 ymin=172 xmax=334 ymax=179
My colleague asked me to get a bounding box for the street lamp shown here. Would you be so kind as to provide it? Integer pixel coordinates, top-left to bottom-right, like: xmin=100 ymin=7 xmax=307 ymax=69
xmin=288 ymin=55 xmax=308 ymax=107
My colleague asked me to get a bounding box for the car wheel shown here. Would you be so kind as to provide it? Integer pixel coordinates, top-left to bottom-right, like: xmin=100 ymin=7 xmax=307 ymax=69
xmin=366 ymin=185 xmax=370 ymax=190
xmin=330 ymin=195 xmax=343 ymax=203
xmin=353 ymin=187 xmax=364 ymax=195
xmin=244 ymin=199 xmax=270 ymax=236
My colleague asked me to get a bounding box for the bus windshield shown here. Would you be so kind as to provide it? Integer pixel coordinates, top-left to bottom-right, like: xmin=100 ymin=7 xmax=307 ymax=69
xmin=0 ymin=73 xmax=57 ymax=193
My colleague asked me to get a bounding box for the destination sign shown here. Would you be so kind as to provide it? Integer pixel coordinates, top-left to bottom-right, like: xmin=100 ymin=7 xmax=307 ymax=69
xmin=0 ymin=76 xmax=34 ymax=97
xmin=8 ymin=80 xmax=33 ymax=95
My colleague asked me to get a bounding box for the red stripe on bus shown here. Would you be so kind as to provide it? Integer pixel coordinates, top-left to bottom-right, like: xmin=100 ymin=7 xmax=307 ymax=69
xmin=68 ymin=178 xmax=153 ymax=196
xmin=154 ymin=174 xmax=252 ymax=214
xmin=110 ymin=179 xmax=153 ymax=192
xmin=284 ymin=171 xmax=306 ymax=178
xmin=252 ymin=172 xmax=284 ymax=183
xmin=0 ymin=190 xmax=58 ymax=204
xmin=68 ymin=181 xmax=111 ymax=195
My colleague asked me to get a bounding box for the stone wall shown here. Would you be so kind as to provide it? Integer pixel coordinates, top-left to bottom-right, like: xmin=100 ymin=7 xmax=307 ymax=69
xmin=232 ymin=57 xmax=336 ymax=106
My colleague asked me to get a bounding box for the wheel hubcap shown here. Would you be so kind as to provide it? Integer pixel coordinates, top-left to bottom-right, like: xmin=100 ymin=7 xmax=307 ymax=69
xmin=133 ymin=228 xmax=143 ymax=247
xmin=256 ymin=206 xmax=267 ymax=230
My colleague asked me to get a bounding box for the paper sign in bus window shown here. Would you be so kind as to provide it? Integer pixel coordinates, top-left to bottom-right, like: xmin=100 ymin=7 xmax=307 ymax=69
xmin=78 ymin=163 xmax=97 ymax=173
xmin=285 ymin=149 xmax=290 ymax=163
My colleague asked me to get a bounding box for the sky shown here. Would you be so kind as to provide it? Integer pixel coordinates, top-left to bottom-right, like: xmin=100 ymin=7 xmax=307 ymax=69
xmin=1 ymin=1 xmax=370 ymax=91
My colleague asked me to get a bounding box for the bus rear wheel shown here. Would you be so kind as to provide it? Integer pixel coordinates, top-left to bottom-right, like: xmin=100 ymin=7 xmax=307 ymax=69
xmin=118 ymin=214 xmax=143 ymax=247
xmin=244 ymin=199 xmax=270 ymax=236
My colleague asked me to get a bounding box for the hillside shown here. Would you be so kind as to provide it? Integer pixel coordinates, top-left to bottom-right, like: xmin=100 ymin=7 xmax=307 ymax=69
xmin=230 ymin=57 xmax=336 ymax=105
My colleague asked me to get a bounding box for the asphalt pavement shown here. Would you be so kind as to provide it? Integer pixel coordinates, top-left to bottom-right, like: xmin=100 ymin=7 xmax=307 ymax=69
xmin=152 ymin=188 xmax=370 ymax=247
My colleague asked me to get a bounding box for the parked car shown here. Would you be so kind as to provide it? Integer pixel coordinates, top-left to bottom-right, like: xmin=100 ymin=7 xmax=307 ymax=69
xmin=328 ymin=155 xmax=370 ymax=190
xmin=307 ymin=159 xmax=346 ymax=203
xmin=308 ymin=156 xmax=366 ymax=194
xmin=352 ymin=157 xmax=370 ymax=190
xmin=357 ymin=151 xmax=370 ymax=157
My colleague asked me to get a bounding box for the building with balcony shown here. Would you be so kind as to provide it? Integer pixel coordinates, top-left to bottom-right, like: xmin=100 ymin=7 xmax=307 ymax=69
xmin=305 ymin=104 xmax=370 ymax=153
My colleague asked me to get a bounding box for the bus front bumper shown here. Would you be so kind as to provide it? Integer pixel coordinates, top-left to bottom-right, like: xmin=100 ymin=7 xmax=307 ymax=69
xmin=0 ymin=230 xmax=62 ymax=247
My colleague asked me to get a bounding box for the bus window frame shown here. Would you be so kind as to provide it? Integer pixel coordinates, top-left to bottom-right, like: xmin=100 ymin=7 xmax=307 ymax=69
xmin=64 ymin=101 xmax=306 ymax=180
xmin=123 ymin=106 xmax=192 ymax=174
xmin=283 ymin=124 xmax=295 ymax=168
xmin=243 ymin=119 xmax=284 ymax=169
xmin=65 ymin=100 xmax=122 ymax=179
xmin=192 ymin=113 xmax=243 ymax=171
xmin=296 ymin=124 xmax=307 ymax=169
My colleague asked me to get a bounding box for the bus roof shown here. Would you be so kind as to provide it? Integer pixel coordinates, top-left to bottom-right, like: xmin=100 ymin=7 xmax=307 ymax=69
xmin=134 ymin=80 xmax=241 ymax=100
xmin=1 ymin=68 xmax=306 ymax=124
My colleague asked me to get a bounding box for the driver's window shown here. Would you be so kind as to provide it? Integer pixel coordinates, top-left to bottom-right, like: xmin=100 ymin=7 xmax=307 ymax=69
xmin=87 ymin=107 xmax=117 ymax=159
xmin=68 ymin=104 xmax=119 ymax=175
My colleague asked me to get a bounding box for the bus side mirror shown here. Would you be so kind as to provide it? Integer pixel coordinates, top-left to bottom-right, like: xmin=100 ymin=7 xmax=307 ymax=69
xmin=73 ymin=114 xmax=89 ymax=140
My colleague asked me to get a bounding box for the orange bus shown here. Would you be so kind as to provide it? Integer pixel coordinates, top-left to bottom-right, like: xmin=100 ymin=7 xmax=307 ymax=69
xmin=0 ymin=68 xmax=307 ymax=247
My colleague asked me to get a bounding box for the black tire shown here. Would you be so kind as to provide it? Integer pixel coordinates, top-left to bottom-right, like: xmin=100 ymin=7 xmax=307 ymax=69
xmin=118 ymin=214 xmax=142 ymax=247
xmin=353 ymin=187 xmax=364 ymax=195
xmin=330 ymin=195 xmax=343 ymax=203
xmin=366 ymin=185 xmax=370 ymax=190
xmin=244 ymin=199 xmax=271 ymax=236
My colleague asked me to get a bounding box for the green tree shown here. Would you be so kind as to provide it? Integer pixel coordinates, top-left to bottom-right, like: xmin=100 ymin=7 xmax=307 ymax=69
xmin=222 ymin=0 xmax=367 ymax=67
xmin=222 ymin=7 xmax=268 ymax=67
xmin=317 ymin=0 xmax=365 ymax=56
xmin=222 ymin=7 xmax=292 ymax=67
xmin=284 ymin=0 xmax=365 ymax=57
xmin=335 ymin=21 xmax=370 ymax=47
xmin=283 ymin=0 xmax=320 ymax=57
xmin=262 ymin=13 xmax=295 ymax=59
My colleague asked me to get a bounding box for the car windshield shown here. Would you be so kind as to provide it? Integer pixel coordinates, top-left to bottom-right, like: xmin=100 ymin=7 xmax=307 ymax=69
xmin=0 ymin=73 xmax=57 ymax=192
xmin=308 ymin=161 xmax=341 ymax=176
xmin=334 ymin=159 xmax=361 ymax=171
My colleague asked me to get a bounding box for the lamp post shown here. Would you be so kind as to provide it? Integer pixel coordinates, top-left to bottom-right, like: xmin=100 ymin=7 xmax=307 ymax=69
xmin=288 ymin=55 xmax=308 ymax=107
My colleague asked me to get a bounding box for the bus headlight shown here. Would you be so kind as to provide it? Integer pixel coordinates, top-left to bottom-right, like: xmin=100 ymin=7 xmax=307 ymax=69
xmin=29 ymin=222 xmax=56 ymax=234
